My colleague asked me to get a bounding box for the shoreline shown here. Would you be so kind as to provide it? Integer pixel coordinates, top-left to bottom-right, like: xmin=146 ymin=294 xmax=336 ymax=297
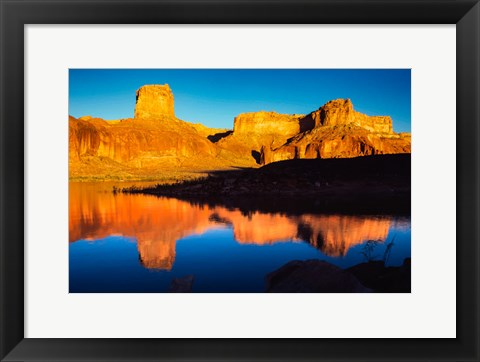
xmin=122 ymin=154 xmax=411 ymax=215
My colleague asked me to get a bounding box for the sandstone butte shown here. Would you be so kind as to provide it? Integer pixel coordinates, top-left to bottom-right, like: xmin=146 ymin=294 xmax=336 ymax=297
xmin=69 ymin=84 xmax=411 ymax=181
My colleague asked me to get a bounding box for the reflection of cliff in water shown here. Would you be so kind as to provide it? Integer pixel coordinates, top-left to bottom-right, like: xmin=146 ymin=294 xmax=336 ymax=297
xmin=208 ymin=211 xmax=391 ymax=257
xmin=70 ymin=182 xmax=398 ymax=270
xmin=296 ymin=215 xmax=390 ymax=257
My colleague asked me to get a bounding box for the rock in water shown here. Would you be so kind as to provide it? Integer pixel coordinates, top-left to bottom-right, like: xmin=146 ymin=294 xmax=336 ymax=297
xmin=134 ymin=84 xmax=175 ymax=119
xmin=347 ymin=259 xmax=411 ymax=293
xmin=266 ymin=259 xmax=371 ymax=293
xmin=169 ymin=275 xmax=195 ymax=292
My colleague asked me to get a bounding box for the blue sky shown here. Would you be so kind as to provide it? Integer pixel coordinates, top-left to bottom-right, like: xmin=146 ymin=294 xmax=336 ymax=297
xmin=69 ymin=69 xmax=411 ymax=133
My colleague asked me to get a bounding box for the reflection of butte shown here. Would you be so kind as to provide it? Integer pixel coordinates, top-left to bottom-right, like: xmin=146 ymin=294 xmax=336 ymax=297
xmin=69 ymin=184 xmax=217 ymax=270
xmin=69 ymin=184 xmax=393 ymax=270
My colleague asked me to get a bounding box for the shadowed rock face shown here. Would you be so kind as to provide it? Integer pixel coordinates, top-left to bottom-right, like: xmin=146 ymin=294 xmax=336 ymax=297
xmin=134 ymin=84 xmax=175 ymax=119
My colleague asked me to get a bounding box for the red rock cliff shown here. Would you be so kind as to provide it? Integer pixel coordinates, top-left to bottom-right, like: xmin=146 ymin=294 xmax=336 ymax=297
xmin=69 ymin=86 xmax=411 ymax=179
xmin=216 ymin=111 xmax=312 ymax=164
xmin=260 ymin=99 xmax=410 ymax=164
xmin=69 ymin=84 xmax=243 ymax=180
xmin=308 ymin=98 xmax=393 ymax=134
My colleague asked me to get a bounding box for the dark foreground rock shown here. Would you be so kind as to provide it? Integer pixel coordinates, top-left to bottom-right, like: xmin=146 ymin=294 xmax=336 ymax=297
xmin=266 ymin=260 xmax=372 ymax=293
xmin=266 ymin=258 xmax=411 ymax=293
xmin=123 ymin=154 xmax=411 ymax=215
xmin=347 ymin=258 xmax=411 ymax=293
xmin=169 ymin=275 xmax=194 ymax=292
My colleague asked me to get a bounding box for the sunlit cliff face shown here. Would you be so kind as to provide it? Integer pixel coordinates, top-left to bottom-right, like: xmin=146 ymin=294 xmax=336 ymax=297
xmin=70 ymin=183 xmax=393 ymax=270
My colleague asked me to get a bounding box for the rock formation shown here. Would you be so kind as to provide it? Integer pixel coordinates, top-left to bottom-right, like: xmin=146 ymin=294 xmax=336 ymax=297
xmin=213 ymin=98 xmax=409 ymax=166
xmin=68 ymin=115 xmax=230 ymax=180
xmin=215 ymin=111 xmax=313 ymax=164
xmin=233 ymin=111 xmax=307 ymax=138
xmin=69 ymin=116 xmax=216 ymax=163
xmin=134 ymin=84 xmax=175 ymax=119
xmin=259 ymin=99 xmax=410 ymax=164
xmin=306 ymin=98 xmax=392 ymax=133
xmin=69 ymin=84 xmax=411 ymax=180
xmin=69 ymin=84 xmax=252 ymax=180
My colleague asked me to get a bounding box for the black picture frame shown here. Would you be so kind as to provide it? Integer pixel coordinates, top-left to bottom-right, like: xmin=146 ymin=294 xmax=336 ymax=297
xmin=1 ymin=0 xmax=479 ymax=361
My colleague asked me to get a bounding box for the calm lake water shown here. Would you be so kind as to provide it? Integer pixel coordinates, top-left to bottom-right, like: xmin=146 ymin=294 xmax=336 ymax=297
xmin=69 ymin=182 xmax=411 ymax=293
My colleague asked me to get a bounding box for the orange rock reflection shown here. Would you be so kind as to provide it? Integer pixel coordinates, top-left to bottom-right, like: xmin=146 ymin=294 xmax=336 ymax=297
xmin=210 ymin=210 xmax=300 ymax=245
xmin=69 ymin=183 xmax=216 ymax=270
xmin=70 ymin=182 xmax=393 ymax=270
xmin=297 ymin=215 xmax=391 ymax=257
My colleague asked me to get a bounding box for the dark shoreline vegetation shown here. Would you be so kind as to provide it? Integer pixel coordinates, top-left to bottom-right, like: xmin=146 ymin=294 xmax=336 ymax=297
xmin=121 ymin=154 xmax=411 ymax=215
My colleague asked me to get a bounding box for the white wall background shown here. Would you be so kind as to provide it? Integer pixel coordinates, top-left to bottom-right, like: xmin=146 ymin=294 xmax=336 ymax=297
xmin=25 ymin=25 xmax=456 ymax=338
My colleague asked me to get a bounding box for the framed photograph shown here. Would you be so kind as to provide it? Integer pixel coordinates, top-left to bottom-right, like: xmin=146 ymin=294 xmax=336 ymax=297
xmin=1 ymin=0 xmax=478 ymax=361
